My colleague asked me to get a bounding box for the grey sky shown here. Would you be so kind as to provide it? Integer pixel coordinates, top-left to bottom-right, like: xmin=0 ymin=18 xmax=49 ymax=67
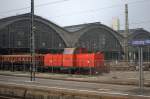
xmin=0 ymin=0 xmax=150 ymax=31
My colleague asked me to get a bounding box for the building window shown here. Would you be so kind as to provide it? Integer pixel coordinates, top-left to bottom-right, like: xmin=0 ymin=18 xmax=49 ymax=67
xmin=17 ymin=31 xmax=24 ymax=36
xmin=17 ymin=41 xmax=21 ymax=46
xmin=2 ymin=34 xmax=6 ymax=47
xmin=42 ymin=42 xmax=46 ymax=47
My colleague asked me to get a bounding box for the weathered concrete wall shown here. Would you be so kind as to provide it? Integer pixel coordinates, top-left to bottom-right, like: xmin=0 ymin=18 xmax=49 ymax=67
xmin=0 ymin=84 xmax=149 ymax=99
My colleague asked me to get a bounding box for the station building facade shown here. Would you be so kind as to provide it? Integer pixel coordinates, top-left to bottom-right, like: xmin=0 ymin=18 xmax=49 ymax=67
xmin=0 ymin=13 xmax=149 ymax=61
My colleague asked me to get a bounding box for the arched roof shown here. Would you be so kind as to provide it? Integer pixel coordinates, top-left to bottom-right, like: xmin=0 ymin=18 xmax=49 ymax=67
xmin=0 ymin=13 xmax=70 ymax=46
xmin=65 ymin=23 xmax=124 ymax=47
xmin=128 ymin=28 xmax=150 ymax=41
xmin=0 ymin=13 xmax=125 ymax=48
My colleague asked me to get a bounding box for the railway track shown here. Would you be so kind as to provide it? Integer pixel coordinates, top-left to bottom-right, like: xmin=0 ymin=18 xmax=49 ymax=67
xmin=0 ymin=75 xmax=150 ymax=99
xmin=0 ymin=95 xmax=22 ymax=99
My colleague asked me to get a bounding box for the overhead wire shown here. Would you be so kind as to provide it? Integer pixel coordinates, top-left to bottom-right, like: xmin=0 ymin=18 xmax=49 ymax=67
xmin=113 ymin=20 xmax=150 ymax=27
xmin=0 ymin=0 xmax=149 ymax=17
xmin=0 ymin=0 xmax=69 ymax=16
xmin=0 ymin=0 xmax=149 ymax=28
xmin=36 ymin=0 xmax=69 ymax=8
xmin=48 ymin=0 xmax=149 ymax=19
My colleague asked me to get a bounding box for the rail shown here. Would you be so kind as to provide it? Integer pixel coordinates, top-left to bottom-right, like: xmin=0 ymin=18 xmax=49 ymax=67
xmin=0 ymin=82 xmax=150 ymax=99
xmin=0 ymin=94 xmax=22 ymax=99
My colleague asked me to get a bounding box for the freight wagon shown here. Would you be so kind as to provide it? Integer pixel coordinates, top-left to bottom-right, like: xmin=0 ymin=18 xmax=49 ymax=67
xmin=0 ymin=54 xmax=44 ymax=71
